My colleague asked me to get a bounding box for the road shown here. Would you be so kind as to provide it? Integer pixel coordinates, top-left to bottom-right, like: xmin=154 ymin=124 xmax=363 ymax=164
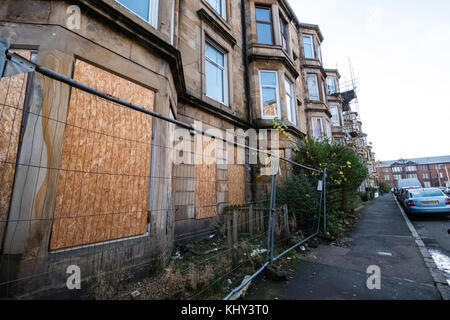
xmin=410 ymin=212 xmax=450 ymax=285
xmin=245 ymin=194 xmax=443 ymax=300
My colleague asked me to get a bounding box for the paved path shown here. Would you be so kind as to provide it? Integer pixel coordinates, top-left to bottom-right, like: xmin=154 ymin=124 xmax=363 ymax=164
xmin=245 ymin=195 xmax=442 ymax=300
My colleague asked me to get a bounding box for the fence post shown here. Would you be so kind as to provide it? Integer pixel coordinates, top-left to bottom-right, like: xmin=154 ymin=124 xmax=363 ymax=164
xmin=267 ymin=173 xmax=277 ymax=265
xmin=323 ymin=168 xmax=327 ymax=235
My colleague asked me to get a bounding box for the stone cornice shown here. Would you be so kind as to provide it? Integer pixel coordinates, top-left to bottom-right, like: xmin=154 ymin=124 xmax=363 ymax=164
xmin=197 ymin=8 xmax=237 ymax=47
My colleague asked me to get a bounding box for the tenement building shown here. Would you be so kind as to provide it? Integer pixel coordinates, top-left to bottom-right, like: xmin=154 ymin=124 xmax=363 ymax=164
xmin=0 ymin=0 xmax=378 ymax=295
xmin=377 ymin=156 xmax=450 ymax=188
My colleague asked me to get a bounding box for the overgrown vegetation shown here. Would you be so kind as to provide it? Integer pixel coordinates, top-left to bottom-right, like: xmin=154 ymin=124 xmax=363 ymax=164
xmin=273 ymin=121 xmax=369 ymax=238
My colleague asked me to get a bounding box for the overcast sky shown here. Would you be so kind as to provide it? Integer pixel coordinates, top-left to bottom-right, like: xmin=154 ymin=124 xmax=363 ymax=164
xmin=288 ymin=0 xmax=450 ymax=161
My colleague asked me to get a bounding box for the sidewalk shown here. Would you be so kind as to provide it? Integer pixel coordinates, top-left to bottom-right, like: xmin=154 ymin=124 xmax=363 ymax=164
xmin=245 ymin=195 xmax=442 ymax=300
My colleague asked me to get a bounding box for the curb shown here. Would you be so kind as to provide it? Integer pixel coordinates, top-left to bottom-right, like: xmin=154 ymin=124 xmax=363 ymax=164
xmin=393 ymin=195 xmax=450 ymax=300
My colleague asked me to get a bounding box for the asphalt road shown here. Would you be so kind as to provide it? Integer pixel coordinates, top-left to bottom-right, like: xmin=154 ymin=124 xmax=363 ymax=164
xmin=245 ymin=195 xmax=442 ymax=300
xmin=409 ymin=211 xmax=450 ymax=284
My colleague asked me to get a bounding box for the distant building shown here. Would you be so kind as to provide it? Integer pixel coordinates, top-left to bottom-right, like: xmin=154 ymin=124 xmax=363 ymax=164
xmin=377 ymin=156 xmax=450 ymax=188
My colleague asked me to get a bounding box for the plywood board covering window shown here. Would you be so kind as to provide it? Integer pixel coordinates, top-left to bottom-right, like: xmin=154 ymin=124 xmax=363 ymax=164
xmin=227 ymin=146 xmax=245 ymax=205
xmin=195 ymin=135 xmax=217 ymax=219
xmin=0 ymin=50 xmax=31 ymax=249
xmin=50 ymin=60 xmax=154 ymax=250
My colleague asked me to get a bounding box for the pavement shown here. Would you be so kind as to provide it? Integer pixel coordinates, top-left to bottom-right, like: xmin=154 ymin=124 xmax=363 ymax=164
xmin=245 ymin=194 xmax=444 ymax=300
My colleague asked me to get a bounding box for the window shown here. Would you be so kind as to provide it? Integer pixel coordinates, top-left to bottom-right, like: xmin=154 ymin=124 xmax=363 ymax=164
xmin=385 ymin=176 xmax=390 ymax=181
xmin=259 ymin=70 xmax=279 ymax=118
xmin=205 ymin=42 xmax=228 ymax=104
xmin=422 ymin=165 xmax=428 ymax=170
xmin=407 ymin=174 xmax=418 ymax=179
xmin=440 ymin=172 xmax=444 ymax=178
xmin=423 ymin=173 xmax=429 ymax=179
xmin=327 ymin=77 xmax=336 ymax=94
xmin=394 ymin=175 xmax=402 ymax=180
xmin=436 ymin=164 xmax=442 ymax=169
xmin=383 ymin=168 xmax=389 ymax=173
xmin=321 ymin=81 xmax=326 ymax=102
xmin=117 ymin=0 xmax=159 ymax=28
xmin=284 ymin=78 xmax=296 ymax=125
xmin=303 ymin=35 xmax=314 ymax=59
xmin=406 ymin=166 xmax=417 ymax=172
xmin=424 ymin=181 xmax=431 ymax=188
xmin=392 ymin=167 xmax=402 ymax=173
xmin=206 ymin=0 xmax=226 ymax=19
xmin=317 ymin=42 xmax=322 ymax=63
xmin=311 ymin=117 xmax=324 ymax=138
xmin=330 ymin=105 xmax=340 ymax=126
xmin=280 ymin=17 xmax=289 ymax=51
xmin=306 ymin=74 xmax=319 ymax=101
xmin=256 ymin=7 xmax=273 ymax=45
xmin=326 ymin=120 xmax=332 ymax=138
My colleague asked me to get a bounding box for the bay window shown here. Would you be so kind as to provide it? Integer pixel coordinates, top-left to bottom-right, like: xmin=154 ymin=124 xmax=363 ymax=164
xmin=280 ymin=17 xmax=289 ymax=51
xmin=327 ymin=76 xmax=336 ymax=94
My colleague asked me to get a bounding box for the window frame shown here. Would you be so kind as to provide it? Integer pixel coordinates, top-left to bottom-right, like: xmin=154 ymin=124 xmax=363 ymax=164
xmin=205 ymin=40 xmax=229 ymax=106
xmin=279 ymin=15 xmax=289 ymax=52
xmin=255 ymin=5 xmax=274 ymax=45
xmin=205 ymin=0 xmax=227 ymax=19
xmin=327 ymin=76 xmax=336 ymax=94
xmin=306 ymin=73 xmax=320 ymax=101
xmin=284 ymin=77 xmax=296 ymax=125
xmin=302 ymin=34 xmax=315 ymax=59
xmin=116 ymin=0 xmax=159 ymax=29
xmin=311 ymin=116 xmax=324 ymax=139
xmin=330 ymin=105 xmax=341 ymax=126
xmin=259 ymin=70 xmax=281 ymax=119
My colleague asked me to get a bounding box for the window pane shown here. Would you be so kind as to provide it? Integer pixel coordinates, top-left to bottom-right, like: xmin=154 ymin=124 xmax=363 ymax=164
xmin=307 ymin=75 xmax=319 ymax=100
xmin=205 ymin=43 xmax=224 ymax=67
xmin=260 ymin=71 xmax=277 ymax=86
xmin=312 ymin=118 xmax=323 ymax=137
xmin=257 ymin=23 xmax=273 ymax=45
xmin=303 ymin=36 xmax=314 ymax=59
xmin=117 ymin=0 xmax=150 ymax=21
xmin=327 ymin=77 xmax=336 ymax=94
xmin=330 ymin=106 xmax=340 ymax=126
xmin=262 ymin=87 xmax=277 ymax=116
xmin=256 ymin=7 xmax=270 ymax=22
xmin=206 ymin=60 xmax=224 ymax=102
xmin=285 ymin=79 xmax=295 ymax=123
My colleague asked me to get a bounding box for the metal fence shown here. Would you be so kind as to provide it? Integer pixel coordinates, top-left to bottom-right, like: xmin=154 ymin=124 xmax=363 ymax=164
xmin=0 ymin=48 xmax=326 ymax=300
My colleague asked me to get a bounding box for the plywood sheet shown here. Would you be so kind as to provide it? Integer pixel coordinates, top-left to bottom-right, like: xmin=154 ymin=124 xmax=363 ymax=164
xmin=50 ymin=60 xmax=154 ymax=250
xmin=0 ymin=50 xmax=31 ymax=249
xmin=228 ymin=146 xmax=245 ymax=206
xmin=195 ymin=135 xmax=217 ymax=219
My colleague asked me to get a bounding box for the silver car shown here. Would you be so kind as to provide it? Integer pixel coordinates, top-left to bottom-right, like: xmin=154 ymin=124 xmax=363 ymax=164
xmin=404 ymin=188 xmax=450 ymax=215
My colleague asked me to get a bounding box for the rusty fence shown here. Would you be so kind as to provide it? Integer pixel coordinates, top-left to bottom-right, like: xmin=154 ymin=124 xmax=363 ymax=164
xmin=0 ymin=46 xmax=326 ymax=300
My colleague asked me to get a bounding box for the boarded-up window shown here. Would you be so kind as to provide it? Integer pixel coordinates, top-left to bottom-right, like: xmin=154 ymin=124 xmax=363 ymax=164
xmin=228 ymin=146 xmax=245 ymax=205
xmin=195 ymin=135 xmax=217 ymax=219
xmin=50 ymin=60 xmax=154 ymax=250
xmin=0 ymin=50 xmax=31 ymax=249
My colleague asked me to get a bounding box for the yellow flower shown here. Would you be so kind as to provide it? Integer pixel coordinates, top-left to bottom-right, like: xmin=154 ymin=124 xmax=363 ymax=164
xmin=340 ymin=171 xmax=344 ymax=175
xmin=347 ymin=161 xmax=352 ymax=165
xmin=306 ymin=194 xmax=311 ymax=198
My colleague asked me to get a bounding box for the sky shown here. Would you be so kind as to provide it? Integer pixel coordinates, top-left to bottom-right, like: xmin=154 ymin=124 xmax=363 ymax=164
xmin=288 ymin=0 xmax=450 ymax=161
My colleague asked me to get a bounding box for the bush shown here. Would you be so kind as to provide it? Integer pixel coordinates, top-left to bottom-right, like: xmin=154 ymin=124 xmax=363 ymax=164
xmin=286 ymin=136 xmax=369 ymax=236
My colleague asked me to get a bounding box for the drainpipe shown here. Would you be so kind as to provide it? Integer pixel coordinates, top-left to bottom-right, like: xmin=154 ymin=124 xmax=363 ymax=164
xmin=241 ymin=0 xmax=252 ymax=126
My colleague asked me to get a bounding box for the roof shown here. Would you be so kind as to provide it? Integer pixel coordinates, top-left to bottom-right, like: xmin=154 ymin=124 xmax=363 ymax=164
xmin=377 ymin=155 xmax=450 ymax=167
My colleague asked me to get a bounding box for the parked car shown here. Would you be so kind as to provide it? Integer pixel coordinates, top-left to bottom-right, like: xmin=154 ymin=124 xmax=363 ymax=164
xmin=403 ymin=188 xmax=450 ymax=215
xmin=396 ymin=178 xmax=422 ymax=200
xmin=439 ymin=187 xmax=450 ymax=195
xmin=398 ymin=187 xmax=422 ymax=205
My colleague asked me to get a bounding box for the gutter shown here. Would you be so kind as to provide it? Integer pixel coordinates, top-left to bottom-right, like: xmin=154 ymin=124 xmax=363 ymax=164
xmin=241 ymin=0 xmax=253 ymax=126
